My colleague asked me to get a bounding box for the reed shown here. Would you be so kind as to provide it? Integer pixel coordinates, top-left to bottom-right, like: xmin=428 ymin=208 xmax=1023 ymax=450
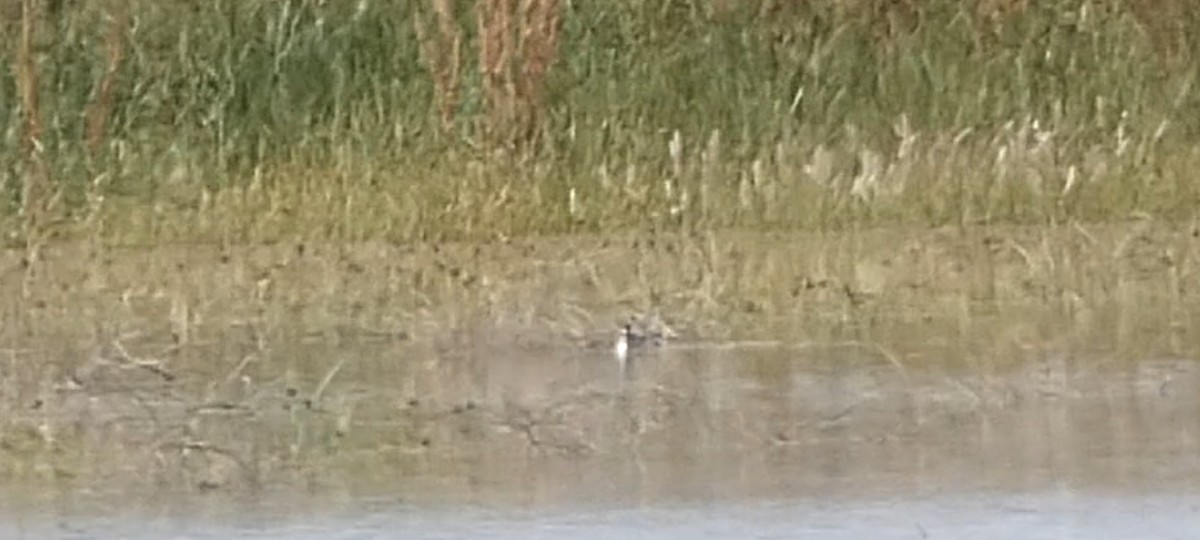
xmin=84 ymin=1 xmax=127 ymax=159
xmin=0 ymin=0 xmax=1196 ymax=245
xmin=475 ymin=0 xmax=561 ymax=151
xmin=13 ymin=0 xmax=50 ymax=251
xmin=415 ymin=0 xmax=462 ymax=133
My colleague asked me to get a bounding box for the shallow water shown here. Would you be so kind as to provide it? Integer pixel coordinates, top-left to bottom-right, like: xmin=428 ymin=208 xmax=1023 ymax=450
xmin=5 ymin=484 xmax=1200 ymax=539
xmin=5 ymin=229 xmax=1200 ymax=538
xmin=4 ymin=341 xmax=1200 ymax=539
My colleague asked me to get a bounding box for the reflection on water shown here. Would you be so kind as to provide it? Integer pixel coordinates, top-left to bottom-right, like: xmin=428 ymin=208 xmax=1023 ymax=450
xmin=3 ymin=335 xmax=1200 ymax=538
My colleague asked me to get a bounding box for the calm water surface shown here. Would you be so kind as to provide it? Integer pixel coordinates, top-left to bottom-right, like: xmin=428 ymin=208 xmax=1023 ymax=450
xmin=4 ymin=336 xmax=1200 ymax=539
xmin=5 ymin=491 xmax=1200 ymax=539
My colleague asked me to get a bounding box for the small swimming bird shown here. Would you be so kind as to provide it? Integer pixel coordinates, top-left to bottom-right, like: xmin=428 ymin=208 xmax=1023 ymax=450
xmin=613 ymin=317 xmax=674 ymax=361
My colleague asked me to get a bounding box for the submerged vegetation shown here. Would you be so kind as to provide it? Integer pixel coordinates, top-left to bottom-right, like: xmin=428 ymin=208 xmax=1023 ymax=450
xmin=1 ymin=0 xmax=1199 ymax=247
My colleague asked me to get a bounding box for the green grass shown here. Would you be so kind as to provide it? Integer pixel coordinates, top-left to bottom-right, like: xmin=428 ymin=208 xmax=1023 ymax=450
xmin=2 ymin=0 xmax=1199 ymax=245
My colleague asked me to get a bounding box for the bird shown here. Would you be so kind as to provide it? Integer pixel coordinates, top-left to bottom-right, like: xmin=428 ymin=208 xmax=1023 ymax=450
xmin=613 ymin=316 xmax=674 ymax=362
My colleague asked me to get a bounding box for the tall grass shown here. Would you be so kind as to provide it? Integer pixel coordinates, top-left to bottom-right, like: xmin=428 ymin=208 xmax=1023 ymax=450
xmin=1 ymin=0 xmax=1198 ymax=245
xmin=11 ymin=0 xmax=50 ymax=253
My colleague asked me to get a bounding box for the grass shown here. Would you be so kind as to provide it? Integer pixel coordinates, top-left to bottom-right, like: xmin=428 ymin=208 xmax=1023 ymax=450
xmin=0 ymin=0 xmax=1198 ymax=247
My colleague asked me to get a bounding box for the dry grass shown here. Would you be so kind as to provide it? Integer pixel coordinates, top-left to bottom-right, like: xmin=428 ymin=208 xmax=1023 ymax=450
xmin=416 ymin=0 xmax=563 ymax=150
xmin=1122 ymin=0 xmax=1196 ymax=65
xmin=476 ymin=0 xmax=561 ymax=151
xmin=413 ymin=0 xmax=564 ymax=151
xmin=14 ymin=0 xmax=50 ymax=254
xmin=415 ymin=0 xmax=463 ymax=133
xmin=84 ymin=2 xmax=128 ymax=159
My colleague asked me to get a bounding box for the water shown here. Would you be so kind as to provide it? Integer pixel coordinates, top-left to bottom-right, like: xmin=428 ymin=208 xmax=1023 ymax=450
xmin=3 ymin=340 xmax=1199 ymax=539
xmin=8 ymin=227 xmax=1200 ymax=537
xmin=6 ymin=491 xmax=1200 ymax=539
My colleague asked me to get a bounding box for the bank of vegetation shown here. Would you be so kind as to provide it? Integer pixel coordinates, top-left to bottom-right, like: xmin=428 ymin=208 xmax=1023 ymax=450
xmin=1 ymin=0 xmax=1197 ymax=248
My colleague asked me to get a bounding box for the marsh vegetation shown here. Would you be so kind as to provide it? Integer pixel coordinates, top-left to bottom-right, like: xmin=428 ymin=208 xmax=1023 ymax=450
xmin=3 ymin=0 xmax=1200 ymax=508
xmin=0 ymin=0 xmax=1198 ymax=246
